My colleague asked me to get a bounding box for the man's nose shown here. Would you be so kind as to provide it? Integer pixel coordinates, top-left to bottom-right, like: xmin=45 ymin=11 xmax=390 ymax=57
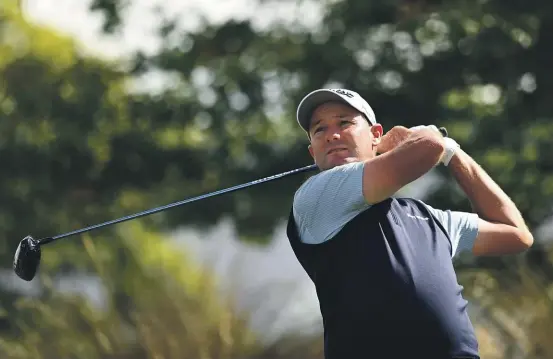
xmin=326 ymin=129 xmax=340 ymax=142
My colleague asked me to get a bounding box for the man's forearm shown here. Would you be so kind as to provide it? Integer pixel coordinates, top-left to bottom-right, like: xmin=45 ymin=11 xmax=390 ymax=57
xmin=363 ymin=128 xmax=445 ymax=204
xmin=448 ymin=149 xmax=530 ymax=233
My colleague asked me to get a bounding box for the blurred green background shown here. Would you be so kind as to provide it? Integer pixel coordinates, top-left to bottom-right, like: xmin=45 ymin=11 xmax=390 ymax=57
xmin=1 ymin=0 xmax=552 ymax=357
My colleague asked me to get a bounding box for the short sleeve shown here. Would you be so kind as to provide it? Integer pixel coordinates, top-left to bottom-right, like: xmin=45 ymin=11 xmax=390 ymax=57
xmin=292 ymin=162 xmax=371 ymax=244
xmin=424 ymin=204 xmax=480 ymax=257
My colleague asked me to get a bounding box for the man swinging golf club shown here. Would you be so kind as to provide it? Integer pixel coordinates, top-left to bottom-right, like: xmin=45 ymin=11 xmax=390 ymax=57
xmin=286 ymin=88 xmax=534 ymax=359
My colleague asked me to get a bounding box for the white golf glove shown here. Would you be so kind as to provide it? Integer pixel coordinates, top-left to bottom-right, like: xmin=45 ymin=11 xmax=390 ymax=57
xmin=409 ymin=125 xmax=460 ymax=166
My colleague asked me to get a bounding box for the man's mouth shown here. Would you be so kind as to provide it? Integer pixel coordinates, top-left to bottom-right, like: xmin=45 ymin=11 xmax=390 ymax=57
xmin=327 ymin=147 xmax=348 ymax=155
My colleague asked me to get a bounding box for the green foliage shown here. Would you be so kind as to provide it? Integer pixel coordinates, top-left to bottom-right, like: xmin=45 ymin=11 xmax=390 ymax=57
xmin=0 ymin=224 xmax=260 ymax=359
xmin=0 ymin=0 xmax=550 ymax=357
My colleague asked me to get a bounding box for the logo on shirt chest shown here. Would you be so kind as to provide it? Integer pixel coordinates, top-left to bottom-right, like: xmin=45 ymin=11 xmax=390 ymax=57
xmin=407 ymin=213 xmax=429 ymax=221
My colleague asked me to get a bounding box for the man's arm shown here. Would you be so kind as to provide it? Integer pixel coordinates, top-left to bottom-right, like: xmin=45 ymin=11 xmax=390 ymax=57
xmin=447 ymin=149 xmax=533 ymax=256
xmin=363 ymin=126 xmax=445 ymax=204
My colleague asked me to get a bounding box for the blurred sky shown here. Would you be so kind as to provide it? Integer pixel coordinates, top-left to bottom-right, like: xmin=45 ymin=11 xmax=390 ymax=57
xmin=22 ymin=0 xmax=324 ymax=60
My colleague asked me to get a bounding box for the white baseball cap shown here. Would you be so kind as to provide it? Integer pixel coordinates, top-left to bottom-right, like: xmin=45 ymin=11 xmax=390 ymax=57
xmin=296 ymin=88 xmax=377 ymax=134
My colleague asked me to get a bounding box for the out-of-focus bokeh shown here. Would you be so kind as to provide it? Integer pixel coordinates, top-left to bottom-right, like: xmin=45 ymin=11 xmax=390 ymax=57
xmin=1 ymin=0 xmax=552 ymax=357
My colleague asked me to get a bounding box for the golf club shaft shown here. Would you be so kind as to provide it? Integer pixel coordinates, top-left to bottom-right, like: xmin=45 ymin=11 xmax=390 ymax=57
xmin=38 ymin=164 xmax=318 ymax=246
xmin=37 ymin=127 xmax=448 ymax=246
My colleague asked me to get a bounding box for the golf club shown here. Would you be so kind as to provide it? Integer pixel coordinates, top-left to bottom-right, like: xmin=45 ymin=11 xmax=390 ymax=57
xmin=13 ymin=164 xmax=318 ymax=281
xmin=13 ymin=126 xmax=448 ymax=282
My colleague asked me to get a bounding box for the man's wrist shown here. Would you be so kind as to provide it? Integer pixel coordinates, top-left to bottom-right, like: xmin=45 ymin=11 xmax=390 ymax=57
xmin=409 ymin=125 xmax=459 ymax=166
xmin=441 ymin=137 xmax=460 ymax=166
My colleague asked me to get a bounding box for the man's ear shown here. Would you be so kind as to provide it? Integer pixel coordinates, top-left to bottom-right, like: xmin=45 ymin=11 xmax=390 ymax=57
xmin=371 ymin=124 xmax=383 ymax=145
xmin=308 ymin=144 xmax=315 ymax=160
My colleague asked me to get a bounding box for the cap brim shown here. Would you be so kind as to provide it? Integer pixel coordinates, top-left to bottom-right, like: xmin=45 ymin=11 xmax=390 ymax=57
xmin=296 ymin=90 xmax=355 ymax=133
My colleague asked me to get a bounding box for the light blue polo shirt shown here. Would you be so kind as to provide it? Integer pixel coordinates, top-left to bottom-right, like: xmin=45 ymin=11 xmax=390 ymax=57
xmin=292 ymin=161 xmax=479 ymax=257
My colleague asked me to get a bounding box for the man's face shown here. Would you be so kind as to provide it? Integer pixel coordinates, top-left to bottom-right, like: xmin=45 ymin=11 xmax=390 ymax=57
xmin=307 ymin=102 xmax=382 ymax=170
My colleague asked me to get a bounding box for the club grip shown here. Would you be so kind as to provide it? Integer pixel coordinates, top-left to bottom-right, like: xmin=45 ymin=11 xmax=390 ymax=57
xmin=439 ymin=127 xmax=448 ymax=137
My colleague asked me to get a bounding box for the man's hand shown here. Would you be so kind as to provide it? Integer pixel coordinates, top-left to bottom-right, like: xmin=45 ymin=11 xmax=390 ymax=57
xmin=377 ymin=126 xmax=412 ymax=154
xmin=377 ymin=125 xmax=445 ymax=155
xmin=362 ymin=126 xmax=445 ymax=204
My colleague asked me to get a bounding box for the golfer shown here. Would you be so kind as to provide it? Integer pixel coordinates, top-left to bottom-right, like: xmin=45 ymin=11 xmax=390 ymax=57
xmin=286 ymin=88 xmax=533 ymax=358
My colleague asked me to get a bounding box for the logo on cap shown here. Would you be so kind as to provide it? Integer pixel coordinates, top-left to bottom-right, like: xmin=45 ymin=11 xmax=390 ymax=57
xmin=331 ymin=89 xmax=355 ymax=98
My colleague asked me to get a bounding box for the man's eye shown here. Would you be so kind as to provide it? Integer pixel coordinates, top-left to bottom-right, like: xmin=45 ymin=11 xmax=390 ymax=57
xmin=340 ymin=120 xmax=352 ymax=126
xmin=314 ymin=127 xmax=324 ymax=133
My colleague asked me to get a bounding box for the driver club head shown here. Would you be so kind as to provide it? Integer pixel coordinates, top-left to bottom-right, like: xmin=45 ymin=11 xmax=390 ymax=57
xmin=13 ymin=236 xmax=42 ymax=281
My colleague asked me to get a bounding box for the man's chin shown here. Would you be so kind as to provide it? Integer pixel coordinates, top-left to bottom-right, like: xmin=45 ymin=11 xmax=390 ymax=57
xmin=323 ymin=157 xmax=359 ymax=169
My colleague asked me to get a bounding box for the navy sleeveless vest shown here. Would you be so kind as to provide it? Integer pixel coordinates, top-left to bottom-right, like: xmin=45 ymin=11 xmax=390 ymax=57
xmin=286 ymin=197 xmax=479 ymax=358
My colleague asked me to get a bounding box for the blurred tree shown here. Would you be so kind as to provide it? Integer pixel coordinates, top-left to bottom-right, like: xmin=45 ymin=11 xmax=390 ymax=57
xmin=86 ymin=0 xmax=553 ymax=236
xmin=87 ymin=0 xmax=553 ymax=357
xmin=0 ymin=224 xmax=261 ymax=359
xmin=0 ymin=2 xmax=317 ymax=357
xmin=0 ymin=0 xmax=550 ymax=357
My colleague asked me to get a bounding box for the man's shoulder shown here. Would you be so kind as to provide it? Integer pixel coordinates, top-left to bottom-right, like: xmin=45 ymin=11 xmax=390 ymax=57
xmin=293 ymin=162 xmax=365 ymax=200
xmin=293 ymin=173 xmax=316 ymax=201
